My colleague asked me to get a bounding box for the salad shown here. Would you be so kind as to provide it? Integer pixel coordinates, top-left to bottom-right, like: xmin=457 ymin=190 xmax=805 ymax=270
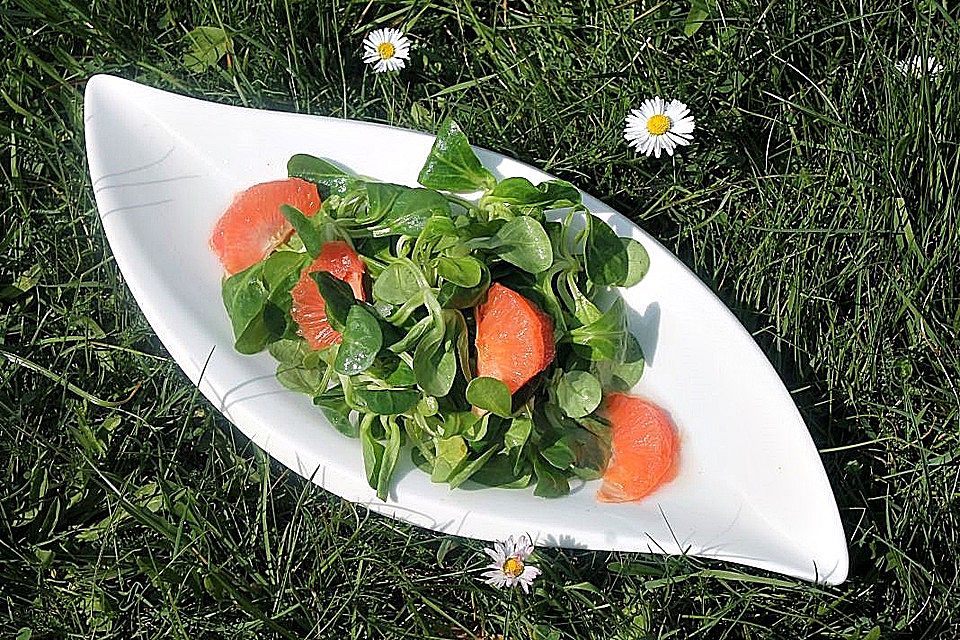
xmin=210 ymin=118 xmax=679 ymax=501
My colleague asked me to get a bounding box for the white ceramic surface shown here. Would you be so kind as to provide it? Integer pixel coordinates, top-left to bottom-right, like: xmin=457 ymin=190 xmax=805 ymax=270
xmin=84 ymin=74 xmax=848 ymax=584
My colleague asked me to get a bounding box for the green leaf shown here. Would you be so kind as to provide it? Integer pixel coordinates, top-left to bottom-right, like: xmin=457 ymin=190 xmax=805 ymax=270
xmin=432 ymin=436 xmax=468 ymax=483
xmin=352 ymin=388 xmax=420 ymax=415
xmin=268 ymin=338 xmax=311 ymax=366
xmin=414 ymin=215 xmax=459 ymax=254
xmin=471 ymin=455 xmax=533 ymax=488
xmin=541 ymin=438 xmax=575 ymax=470
xmin=684 ymin=0 xmax=713 ymax=36
xmin=276 ymin=361 xmax=324 ymax=395
xmin=452 ymin=310 xmax=473 ymax=388
xmin=594 ymin=333 xmax=645 ymax=391
xmin=437 ymin=264 xmax=490 ymax=309
xmin=311 ymin=270 xmax=358 ymax=332
xmin=287 ymin=154 xmax=355 ymax=197
xmin=466 ymin=377 xmax=513 ymax=417
xmin=622 ymin=238 xmax=650 ymax=287
xmin=261 ymin=251 xmax=308 ymax=297
xmin=413 ymin=312 xmax=458 ymax=397
xmin=485 ymin=177 xmax=581 ymax=208
xmin=556 ymin=370 xmax=602 ymax=418
xmin=363 ymin=182 xmax=406 ymax=224
xmin=441 ymin=411 xmax=488 ymax=442
xmin=373 ymin=261 xmax=423 ymax=306
xmin=457 ymin=219 xmax=506 ymax=242
xmin=280 ymin=204 xmax=322 ymax=257
xmin=504 ymin=417 xmax=533 ymax=452
xmin=417 ymin=396 xmax=440 ymax=417
xmin=436 ymin=255 xmax=483 ymax=287
xmin=494 ymin=216 xmax=553 ymax=274
xmin=417 ymin=118 xmax=495 ymax=192
xmin=569 ymin=297 xmax=627 ymax=361
xmin=463 ymin=413 xmax=489 ymax=442
xmin=222 ymin=269 xmax=269 ymax=353
xmin=378 ymin=188 xmax=452 ymax=236
xmin=183 ymin=26 xmax=231 ymax=72
xmin=566 ymin=273 xmax=603 ymax=325
xmin=585 ymin=214 xmax=630 ymax=287
xmin=360 ymin=417 xmax=383 ymax=491
xmin=447 ymin=445 xmax=500 ymax=489
xmin=565 ymin=427 xmax=610 ymax=481
xmin=376 ymin=418 xmax=402 ymax=500
xmin=314 ymin=395 xmax=357 ymax=437
xmin=387 ymin=315 xmax=433 ymax=354
xmin=222 ymin=252 xmax=309 ymax=354
xmin=374 ymin=357 xmax=417 ymax=387
xmin=532 ymin=268 xmax=567 ymax=335
xmin=334 ymin=306 xmax=382 ymax=375
xmin=533 ymin=456 xmax=570 ymax=498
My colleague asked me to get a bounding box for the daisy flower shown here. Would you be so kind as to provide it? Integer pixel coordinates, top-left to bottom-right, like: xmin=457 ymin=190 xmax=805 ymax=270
xmin=895 ymin=55 xmax=944 ymax=79
xmin=480 ymin=535 xmax=541 ymax=593
xmin=362 ymin=28 xmax=411 ymax=73
xmin=624 ymin=97 xmax=696 ymax=158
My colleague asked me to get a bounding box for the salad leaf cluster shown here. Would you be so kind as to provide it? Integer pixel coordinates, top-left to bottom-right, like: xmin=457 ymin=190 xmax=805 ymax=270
xmin=221 ymin=118 xmax=650 ymax=500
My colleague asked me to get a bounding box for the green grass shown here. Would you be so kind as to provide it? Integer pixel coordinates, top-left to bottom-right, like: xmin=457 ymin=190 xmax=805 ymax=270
xmin=1 ymin=0 xmax=958 ymax=637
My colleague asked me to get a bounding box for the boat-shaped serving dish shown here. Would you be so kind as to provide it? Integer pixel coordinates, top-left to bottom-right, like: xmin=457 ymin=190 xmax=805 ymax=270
xmin=84 ymin=74 xmax=847 ymax=584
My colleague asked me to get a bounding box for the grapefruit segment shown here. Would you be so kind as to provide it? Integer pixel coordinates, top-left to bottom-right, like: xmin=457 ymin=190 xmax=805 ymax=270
xmin=290 ymin=241 xmax=366 ymax=350
xmin=210 ymin=178 xmax=321 ymax=274
xmin=475 ymin=283 xmax=555 ymax=393
xmin=597 ymin=393 xmax=679 ymax=502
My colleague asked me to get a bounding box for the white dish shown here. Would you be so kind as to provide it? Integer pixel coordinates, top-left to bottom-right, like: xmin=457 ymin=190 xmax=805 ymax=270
xmin=84 ymin=74 xmax=848 ymax=584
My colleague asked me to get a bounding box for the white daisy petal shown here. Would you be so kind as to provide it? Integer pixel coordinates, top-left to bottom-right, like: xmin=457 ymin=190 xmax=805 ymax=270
xmin=516 ymin=535 xmax=534 ymax=557
xmin=521 ymin=565 xmax=541 ymax=580
xmin=666 ymin=105 xmax=689 ymax=122
xmin=671 ymin=119 xmax=695 ymax=135
xmin=478 ymin=536 xmax=542 ymax=592
xmin=484 ymin=548 xmax=504 ymax=563
xmin=624 ymin=97 xmax=696 ymax=158
xmin=666 ymin=131 xmax=690 ymax=147
xmin=896 ymin=54 xmax=944 ymax=79
xmin=361 ymin=27 xmax=411 ymax=72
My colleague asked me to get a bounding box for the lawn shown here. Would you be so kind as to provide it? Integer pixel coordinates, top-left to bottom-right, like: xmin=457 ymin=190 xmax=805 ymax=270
xmin=1 ymin=0 xmax=958 ymax=638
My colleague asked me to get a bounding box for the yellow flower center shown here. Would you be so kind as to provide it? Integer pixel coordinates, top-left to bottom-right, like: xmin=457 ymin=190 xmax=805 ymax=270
xmin=503 ymin=556 xmax=524 ymax=578
xmin=377 ymin=42 xmax=396 ymax=60
xmin=646 ymin=114 xmax=671 ymax=136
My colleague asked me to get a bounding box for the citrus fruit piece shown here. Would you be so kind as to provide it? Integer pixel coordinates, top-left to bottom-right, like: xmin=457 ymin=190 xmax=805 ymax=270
xmin=290 ymin=241 xmax=366 ymax=350
xmin=475 ymin=283 xmax=555 ymax=393
xmin=210 ymin=178 xmax=321 ymax=274
xmin=597 ymin=393 xmax=679 ymax=503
